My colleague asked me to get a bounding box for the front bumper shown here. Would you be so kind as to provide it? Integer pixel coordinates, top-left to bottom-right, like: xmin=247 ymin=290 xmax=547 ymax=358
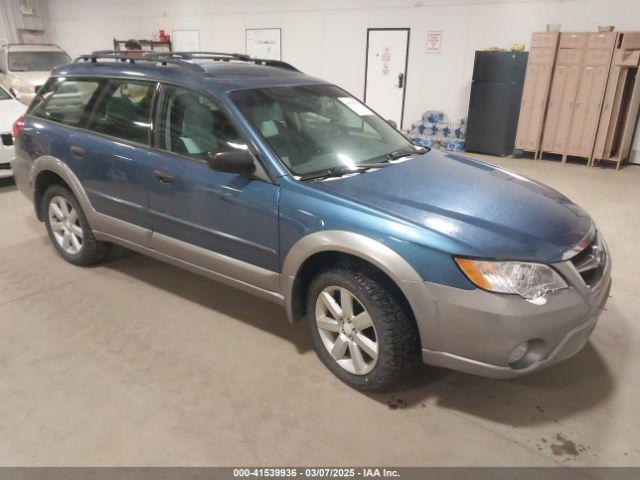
xmin=416 ymin=237 xmax=612 ymax=378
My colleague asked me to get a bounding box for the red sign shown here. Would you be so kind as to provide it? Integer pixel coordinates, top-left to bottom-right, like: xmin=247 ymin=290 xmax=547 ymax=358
xmin=427 ymin=31 xmax=442 ymax=54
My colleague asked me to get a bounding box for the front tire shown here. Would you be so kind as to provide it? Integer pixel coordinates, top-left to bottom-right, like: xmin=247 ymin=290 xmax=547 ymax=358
xmin=306 ymin=266 xmax=420 ymax=392
xmin=43 ymin=184 xmax=110 ymax=266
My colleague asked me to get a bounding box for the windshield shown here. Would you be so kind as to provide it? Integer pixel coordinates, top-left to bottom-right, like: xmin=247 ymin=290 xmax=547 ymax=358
xmin=8 ymin=51 xmax=70 ymax=72
xmin=0 ymin=87 xmax=11 ymax=101
xmin=230 ymin=85 xmax=414 ymax=176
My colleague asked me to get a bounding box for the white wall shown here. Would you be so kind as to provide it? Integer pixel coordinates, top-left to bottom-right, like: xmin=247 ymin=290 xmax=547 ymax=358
xmin=48 ymin=0 xmax=640 ymax=151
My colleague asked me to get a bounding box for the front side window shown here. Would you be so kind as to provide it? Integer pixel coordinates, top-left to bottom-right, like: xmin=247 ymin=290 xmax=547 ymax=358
xmin=86 ymin=80 xmax=155 ymax=145
xmin=31 ymin=77 xmax=101 ymax=126
xmin=230 ymin=85 xmax=413 ymax=176
xmin=156 ymin=85 xmax=247 ymax=160
xmin=8 ymin=51 xmax=70 ymax=72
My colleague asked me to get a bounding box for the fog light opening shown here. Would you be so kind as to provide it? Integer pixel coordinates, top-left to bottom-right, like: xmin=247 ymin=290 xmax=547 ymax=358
xmin=509 ymin=339 xmax=546 ymax=370
xmin=508 ymin=342 xmax=529 ymax=364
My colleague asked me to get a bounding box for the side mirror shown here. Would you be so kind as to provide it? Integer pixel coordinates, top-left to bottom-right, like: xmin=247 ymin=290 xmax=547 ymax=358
xmin=207 ymin=149 xmax=255 ymax=175
xmin=387 ymin=119 xmax=398 ymax=129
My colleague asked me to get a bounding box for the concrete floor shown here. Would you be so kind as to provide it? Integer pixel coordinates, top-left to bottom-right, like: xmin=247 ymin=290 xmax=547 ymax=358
xmin=0 ymin=155 xmax=638 ymax=466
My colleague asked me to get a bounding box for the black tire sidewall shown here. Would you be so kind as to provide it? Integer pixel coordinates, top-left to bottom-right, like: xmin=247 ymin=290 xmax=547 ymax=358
xmin=306 ymin=267 xmax=417 ymax=392
xmin=43 ymin=184 xmax=105 ymax=266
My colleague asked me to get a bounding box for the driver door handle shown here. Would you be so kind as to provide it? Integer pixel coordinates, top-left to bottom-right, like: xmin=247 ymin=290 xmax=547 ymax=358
xmin=153 ymin=169 xmax=174 ymax=185
xmin=398 ymin=72 xmax=404 ymax=88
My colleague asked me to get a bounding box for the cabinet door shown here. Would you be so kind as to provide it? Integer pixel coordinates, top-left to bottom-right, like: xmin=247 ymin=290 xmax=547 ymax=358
xmin=620 ymin=32 xmax=640 ymax=50
xmin=543 ymin=65 xmax=581 ymax=152
xmin=567 ymin=64 xmax=609 ymax=156
xmin=594 ymin=66 xmax=624 ymax=159
xmin=531 ymin=32 xmax=559 ymax=48
xmin=587 ymin=32 xmax=617 ymax=50
xmin=515 ymin=65 xmax=537 ymax=149
xmin=555 ymin=64 xmax=581 ymax=152
xmin=515 ymin=35 xmax=558 ymax=151
xmin=542 ymin=65 xmax=567 ymax=151
xmin=560 ymin=33 xmax=587 ymax=49
xmin=542 ymin=49 xmax=582 ymax=153
xmin=526 ymin=64 xmax=553 ymax=150
xmin=605 ymin=69 xmax=632 ymax=158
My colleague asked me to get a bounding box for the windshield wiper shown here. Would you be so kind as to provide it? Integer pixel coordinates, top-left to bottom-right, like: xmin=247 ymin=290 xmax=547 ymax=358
xmin=385 ymin=146 xmax=429 ymax=160
xmin=300 ymin=161 xmax=392 ymax=181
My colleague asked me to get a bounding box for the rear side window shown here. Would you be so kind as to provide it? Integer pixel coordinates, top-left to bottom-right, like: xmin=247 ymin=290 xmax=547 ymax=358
xmin=86 ymin=80 xmax=155 ymax=145
xmin=31 ymin=78 xmax=101 ymax=127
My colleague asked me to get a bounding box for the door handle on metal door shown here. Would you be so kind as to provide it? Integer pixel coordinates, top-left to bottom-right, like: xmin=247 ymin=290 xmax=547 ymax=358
xmin=153 ymin=169 xmax=174 ymax=184
xmin=398 ymin=72 xmax=404 ymax=88
xmin=70 ymin=146 xmax=86 ymax=159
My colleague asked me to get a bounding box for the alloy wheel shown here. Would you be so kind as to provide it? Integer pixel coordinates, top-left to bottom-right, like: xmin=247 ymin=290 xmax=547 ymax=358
xmin=48 ymin=195 xmax=84 ymax=255
xmin=315 ymin=286 xmax=379 ymax=375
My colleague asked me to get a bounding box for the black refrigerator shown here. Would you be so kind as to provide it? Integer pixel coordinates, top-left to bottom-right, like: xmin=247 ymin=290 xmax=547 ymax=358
xmin=465 ymin=51 xmax=528 ymax=156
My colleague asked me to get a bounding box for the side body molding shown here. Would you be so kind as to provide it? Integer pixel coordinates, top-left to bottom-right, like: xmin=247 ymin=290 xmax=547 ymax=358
xmin=280 ymin=230 xmax=437 ymax=343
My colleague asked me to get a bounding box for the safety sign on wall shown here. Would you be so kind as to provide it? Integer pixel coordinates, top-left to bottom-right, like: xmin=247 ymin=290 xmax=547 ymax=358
xmin=426 ymin=31 xmax=442 ymax=54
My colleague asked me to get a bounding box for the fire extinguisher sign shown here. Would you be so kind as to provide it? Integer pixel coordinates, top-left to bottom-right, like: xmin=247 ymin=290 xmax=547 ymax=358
xmin=426 ymin=31 xmax=442 ymax=54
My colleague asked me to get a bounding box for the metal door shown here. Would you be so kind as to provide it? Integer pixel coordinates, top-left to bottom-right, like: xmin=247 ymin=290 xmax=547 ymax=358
xmin=364 ymin=28 xmax=410 ymax=129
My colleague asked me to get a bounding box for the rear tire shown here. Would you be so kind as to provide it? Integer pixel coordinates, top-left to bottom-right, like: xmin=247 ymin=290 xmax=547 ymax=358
xmin=43 ymin=184 xmax=111 ymax=266
xmin=306 ymin=266 xmax=420 ymax=392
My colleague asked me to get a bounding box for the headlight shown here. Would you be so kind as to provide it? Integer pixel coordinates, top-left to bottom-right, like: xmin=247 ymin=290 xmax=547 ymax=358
xmin=455 ymin=258 xmax=568 ymax=303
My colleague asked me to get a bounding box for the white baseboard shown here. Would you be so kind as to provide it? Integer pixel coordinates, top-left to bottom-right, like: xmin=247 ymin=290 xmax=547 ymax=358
xmin=630 ymin=149 xmax=640 ymax=165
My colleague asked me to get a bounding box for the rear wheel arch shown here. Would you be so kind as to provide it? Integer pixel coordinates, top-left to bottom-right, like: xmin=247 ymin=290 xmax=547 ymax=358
xmin=31 ymin=156 xmax=94 ymax=223
xmin=34 ymin=170 xmax=70 ymax=220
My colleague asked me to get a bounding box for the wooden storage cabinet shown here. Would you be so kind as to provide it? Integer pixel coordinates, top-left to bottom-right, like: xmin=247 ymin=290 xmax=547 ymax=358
xmin=566 ymin=46 xmax=613 ymax=157
xmin=515 ymin=32 xmax=559 ymax=154
xmin=516 ymin=29 xmax=640 ymax=168
xmin=593 ymin=32 xmax=640 ymax=169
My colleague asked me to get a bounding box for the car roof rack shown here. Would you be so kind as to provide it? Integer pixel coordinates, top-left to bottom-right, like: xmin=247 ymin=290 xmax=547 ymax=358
xmin=147 ymin=51 xmax=299 ymax=72
xmin=73 ymin=51 xmax=206 ymax=73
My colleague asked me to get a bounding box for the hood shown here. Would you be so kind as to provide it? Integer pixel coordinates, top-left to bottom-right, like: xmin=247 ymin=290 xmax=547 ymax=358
xmin=0 ymin=98 xmax=26 ymax=132
xmin=9 ymin=71 xmax=50 ymax=86
xmin=310 ymin=151 xmax=592 ymax=262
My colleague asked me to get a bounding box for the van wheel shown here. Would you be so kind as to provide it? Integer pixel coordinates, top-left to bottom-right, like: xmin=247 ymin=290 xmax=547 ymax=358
xmin=43 ymin=184 xmax=110 ymax=266
xmin=306 ymin=266 xmax=420 ymax=392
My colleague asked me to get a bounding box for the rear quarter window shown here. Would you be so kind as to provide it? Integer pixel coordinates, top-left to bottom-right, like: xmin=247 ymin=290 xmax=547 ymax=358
xmin=31 ymin=77 xmax=101 ymax=127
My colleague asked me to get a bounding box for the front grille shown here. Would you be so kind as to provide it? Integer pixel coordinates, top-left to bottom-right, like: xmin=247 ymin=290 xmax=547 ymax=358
xmin=0 ymin=132 xmax=12 ymax=146
xmin=570 ymin=233 xmax=606 ymax=289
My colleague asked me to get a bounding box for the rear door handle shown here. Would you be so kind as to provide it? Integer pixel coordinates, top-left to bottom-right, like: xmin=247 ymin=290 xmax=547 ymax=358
xmin=70 ymin=145 xmax=86 ymax=159
xmin=398 ymin=72 xmax=404 ymax=88
xmin=153 ymin=169 xmax=174 ymax=184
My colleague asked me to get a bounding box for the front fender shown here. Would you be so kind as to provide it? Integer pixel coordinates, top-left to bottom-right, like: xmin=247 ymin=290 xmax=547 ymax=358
xmin=279 ymin=230 xmax=438 ymax=347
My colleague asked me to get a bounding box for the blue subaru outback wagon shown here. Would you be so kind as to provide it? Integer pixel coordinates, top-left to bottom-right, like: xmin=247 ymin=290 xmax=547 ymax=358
xmin=11 ymin=52 xmax=611 ymax=391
